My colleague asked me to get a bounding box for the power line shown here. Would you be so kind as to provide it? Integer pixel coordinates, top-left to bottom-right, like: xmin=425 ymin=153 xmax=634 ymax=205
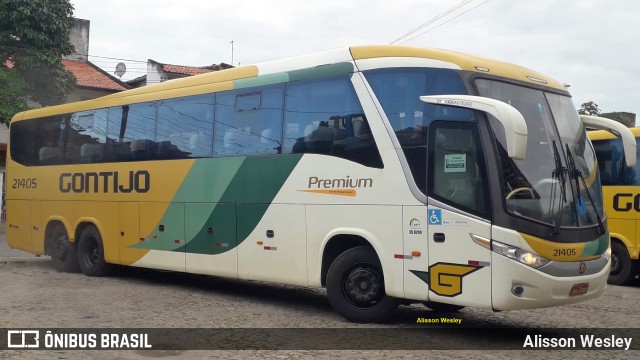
xmin=398 ymin=0 xmax=491 ymax=44
xmin=390 ymin=0 xmax=474 ymax=44
xmin=389 ymin=0 xmax=491 ymax=45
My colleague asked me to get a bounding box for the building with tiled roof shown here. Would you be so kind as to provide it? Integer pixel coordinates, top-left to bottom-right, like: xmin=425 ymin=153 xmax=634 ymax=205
xmin=1 ymin=18 xmax=129 ymax=178
xmin=61 ymin=19 xmax=130 ymax=102
xmin=62 ymin=59 xmax=130 ymax=101
xmin=127 ymin=60 xmax=233 ymax=88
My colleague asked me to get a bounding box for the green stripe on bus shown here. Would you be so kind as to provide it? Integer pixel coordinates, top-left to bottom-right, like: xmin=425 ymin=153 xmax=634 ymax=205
xmin=233 ymin=62 xmax=355 ymax=90
xmin=288 ymin=62 xmax=354 ymax=82
xmin=580 ymin=232 xmax=609 ymax=257
xmin=133 ymin=154 xmax=302 ymax=254
xmin=178 ymin=154 xmax=302 ymax=254
xmin=234 ymin=73 xmax=289 ymax=89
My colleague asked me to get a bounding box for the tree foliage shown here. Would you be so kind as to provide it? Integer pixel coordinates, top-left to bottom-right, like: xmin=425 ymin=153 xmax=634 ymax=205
xmin=601 ymin=112 xmax=635 ymax=127
xmin=0 ymin=0 xmax=77 ymax=122
xmin=578 ymin=101 xmax=601 ymax=116
xmin=0 ymin=67 xmax=27 ymax=124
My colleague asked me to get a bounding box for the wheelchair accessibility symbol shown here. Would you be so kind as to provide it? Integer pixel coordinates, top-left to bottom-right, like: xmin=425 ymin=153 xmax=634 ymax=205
xmin=428 ymin=209 xmax=442 ymax=225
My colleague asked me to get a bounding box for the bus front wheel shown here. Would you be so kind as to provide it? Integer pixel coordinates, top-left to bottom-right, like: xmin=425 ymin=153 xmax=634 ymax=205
xmin=49 ymin=224 xmax=80 ymax=273
xmin=77 ymin=226 xmax=111 ymax=277
xmin=326 ymin=246 xmax=399 ymax=323
xmin=609 ymin=241 xmax=638 ymax=285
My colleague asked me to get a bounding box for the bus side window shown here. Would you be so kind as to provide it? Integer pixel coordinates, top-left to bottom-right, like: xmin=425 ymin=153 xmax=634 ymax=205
xmin=33 ymin=115 xmax=65 ymax=166
xmin=592 ymin=139 xmax=624 ymax=185
xmin=283 ymin=75 xmax=383 ymax=168
xmin=9 ymin=120 xmax=36 ymax=166
xmin=155 ymin=94 xmax=214 ymax=159
xmin=66 ymin=109 xmax=108 ymax=164
xmin=214 ymin=85 xmax=284 ymax=157
xmin=622 ymin=137 xmax=640 ymax=185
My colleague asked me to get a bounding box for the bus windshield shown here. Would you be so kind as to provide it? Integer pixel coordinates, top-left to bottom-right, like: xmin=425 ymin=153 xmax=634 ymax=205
xmin=476 ymin=80 xmax=603 ymax=229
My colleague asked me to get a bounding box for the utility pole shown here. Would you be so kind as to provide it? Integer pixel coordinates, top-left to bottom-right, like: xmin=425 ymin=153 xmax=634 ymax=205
xmin=230 ymin=40 xmax=234 ymax=66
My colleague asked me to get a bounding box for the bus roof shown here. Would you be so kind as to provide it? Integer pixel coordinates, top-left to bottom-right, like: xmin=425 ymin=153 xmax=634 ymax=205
xmin=588 ymin=126 xmax=640 ymax=141
xmin=12 ymin=45 xmax=567 ymax=121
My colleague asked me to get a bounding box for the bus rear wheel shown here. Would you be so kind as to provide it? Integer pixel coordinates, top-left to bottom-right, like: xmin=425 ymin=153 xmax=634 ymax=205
xmin=609 ymin=241 xmax=638 ymax=285
xmin=77 ymin=226 xmax=111 ymax=277
xmin=49 ymin=224 xmax=80 ymax=273
xmin=326 ymin=246 xmax=399 ymax=323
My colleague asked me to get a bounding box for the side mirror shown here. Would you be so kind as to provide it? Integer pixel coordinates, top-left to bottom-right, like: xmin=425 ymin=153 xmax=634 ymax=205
xmin=581 ymin=115 xmax=637 ymax=167
xmin=420 ymin=95 xmax=528 ymax=160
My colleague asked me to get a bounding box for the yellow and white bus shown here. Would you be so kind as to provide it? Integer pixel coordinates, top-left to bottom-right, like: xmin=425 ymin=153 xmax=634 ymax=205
xmin=7 ymin=46 xmax=636 ymax=323
xmin=589 ymin=127 xmax=640 ymax=285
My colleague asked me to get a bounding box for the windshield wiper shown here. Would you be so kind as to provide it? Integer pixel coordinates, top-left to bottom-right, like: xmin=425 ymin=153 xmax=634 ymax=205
xmin=565 ymin=144 xmax=606 ymax=235
xmin=549 ymin=140 xmax=567 ymax=237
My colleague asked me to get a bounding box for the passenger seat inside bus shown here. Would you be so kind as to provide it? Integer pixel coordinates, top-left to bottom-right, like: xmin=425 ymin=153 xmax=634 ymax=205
xmin=39 ymin=147 xmax=63 ymax=165
xmin=80 ymin=143 xmax=104 ymax=163
xmin=303 ymin=122 xmax=334 ymax=154
xmin=131 ymin=139 xmax=155 ymax=161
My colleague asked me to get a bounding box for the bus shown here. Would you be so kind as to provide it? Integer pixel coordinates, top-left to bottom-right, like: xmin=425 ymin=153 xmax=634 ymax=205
xmin=589 ymin=127 xmax=640 ymax=285
xmin=6 ymin=45 xmax=636 ymax=323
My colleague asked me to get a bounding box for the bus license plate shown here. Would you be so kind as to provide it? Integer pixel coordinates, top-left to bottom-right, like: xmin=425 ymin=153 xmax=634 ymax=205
xmin=569 ymin=283 xmax=588 ymax=296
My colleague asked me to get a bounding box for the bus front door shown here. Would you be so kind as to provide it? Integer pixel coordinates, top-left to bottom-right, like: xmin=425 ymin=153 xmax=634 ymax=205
xmin=425 ymin=207 xmax=492 ymax=308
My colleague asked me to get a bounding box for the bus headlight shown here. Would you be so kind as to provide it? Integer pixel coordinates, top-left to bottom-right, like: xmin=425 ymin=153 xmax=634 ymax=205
xmin=492 ymin=241 xmax=550 ymax=268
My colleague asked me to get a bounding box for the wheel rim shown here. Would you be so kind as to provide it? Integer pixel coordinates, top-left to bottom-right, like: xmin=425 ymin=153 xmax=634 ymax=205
xmin=53 ymin=235 xmax=68 ymax=261
xmin=83 ymin=237 xmax=100 ymax=267
xmin=342 ymin=265 xmax=383 ymax=309
xmin=610 ymin=251 xmax=621 ymax=276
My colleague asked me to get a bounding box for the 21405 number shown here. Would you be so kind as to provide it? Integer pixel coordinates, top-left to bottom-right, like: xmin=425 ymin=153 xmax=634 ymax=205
xmin=12 ymin=178 xmax=37 ymax=189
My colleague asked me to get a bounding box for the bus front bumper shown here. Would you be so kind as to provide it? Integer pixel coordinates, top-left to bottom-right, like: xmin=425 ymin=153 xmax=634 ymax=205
xmin=491 ymin=253 xmax=609 ymax=311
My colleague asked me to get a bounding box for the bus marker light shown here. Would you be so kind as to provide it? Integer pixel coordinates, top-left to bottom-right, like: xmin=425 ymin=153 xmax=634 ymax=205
xmin=264 ymin=246 xmax=277 ymax=251
xmin=470 ymin=234 xmax=491 ymax=249
xmin=139 ymin=237 xmax=145 ymax=241
xmin=468 ymin=260 xmax=480 ymax=266
xmin=394 ymin=254 xmax=413 ymax=259
xmin=174 ymin=240 xmax=181 ymax=244
xmin=216 ymin=243 xmax=228 ymax=248
xmin=257 ymin=241 xmax=264 ymax=245
xmin=411 ymin=251 xmax=421 ymax=257
xmin=152 ymin=234 xmax=157 ymax=239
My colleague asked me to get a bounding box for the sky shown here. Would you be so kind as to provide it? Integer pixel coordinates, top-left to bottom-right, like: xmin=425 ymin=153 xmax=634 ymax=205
xmin=71 ymin=0 xmax=639 ymax=120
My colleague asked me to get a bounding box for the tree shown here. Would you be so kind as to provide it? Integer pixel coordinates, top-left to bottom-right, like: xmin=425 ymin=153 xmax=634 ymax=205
xmin=578 ymin=101 xmax=601 ymax=116
xmin=0 ymin=67 xmax=27 ymax=124
xmin=0 ymin=0 xmax=77 ymax=123
xmin=600 ymin=112 xmax=635 ymax=127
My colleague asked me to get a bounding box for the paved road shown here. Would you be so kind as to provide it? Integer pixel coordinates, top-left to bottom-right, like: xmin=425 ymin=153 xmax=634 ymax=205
xmin=1 ymin=227 xmax=639 ymax=359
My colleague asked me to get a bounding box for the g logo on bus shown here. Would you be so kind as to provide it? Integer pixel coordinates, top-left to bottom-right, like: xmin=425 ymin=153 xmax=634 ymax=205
xmin=410 ymin=262 xmax=482 ymax=297
xmin=579 ymin=262 xmax=586 ymax=275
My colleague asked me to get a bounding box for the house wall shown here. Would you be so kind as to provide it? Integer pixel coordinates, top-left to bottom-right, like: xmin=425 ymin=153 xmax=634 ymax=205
xmin=65 ymin=18 xmax=90 ymax=61
xmin=66 ymin=88 xmax=116 ymax=103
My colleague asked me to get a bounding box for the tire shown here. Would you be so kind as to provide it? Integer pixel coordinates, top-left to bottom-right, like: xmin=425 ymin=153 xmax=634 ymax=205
xmin=48 ymin=224 xmax=80 ymax=273
xmin=608 ymin=241 xmax=638 ymax=285
xmin=326 ymin=246 xmax=399 ymax=323
xmin=77 ymin=226 xmax=111 ymax=277
xmin=423 ymin=301 xmax=465 ymax=312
